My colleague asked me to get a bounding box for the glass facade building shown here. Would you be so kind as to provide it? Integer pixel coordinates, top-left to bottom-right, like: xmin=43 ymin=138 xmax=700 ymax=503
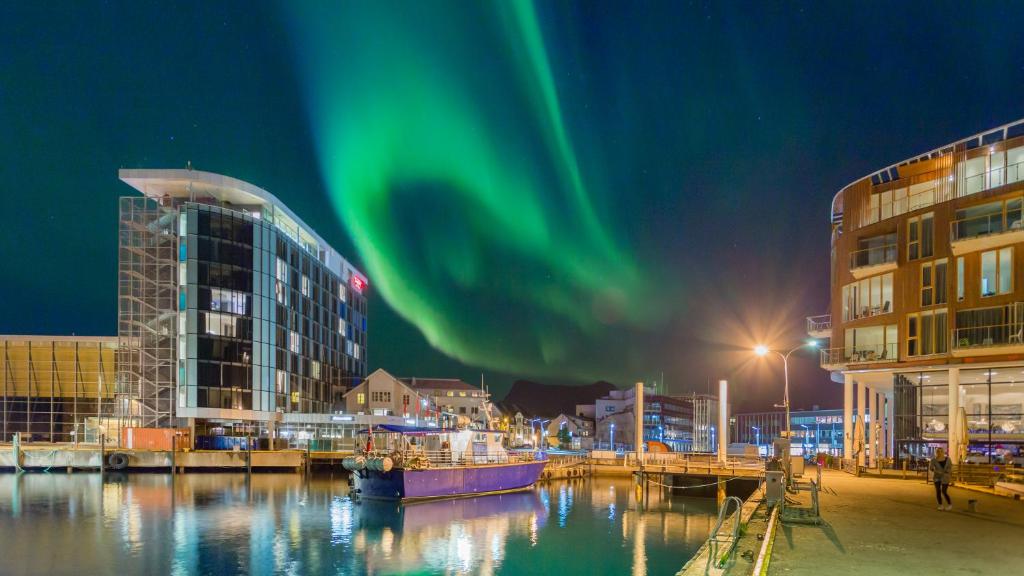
xmin=117 ymin=169 xmax=368 ymax=433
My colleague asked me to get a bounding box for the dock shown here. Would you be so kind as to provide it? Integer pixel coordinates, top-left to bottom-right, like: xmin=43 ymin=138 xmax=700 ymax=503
xmin=1 ymin=444 xmax=305 ymax=472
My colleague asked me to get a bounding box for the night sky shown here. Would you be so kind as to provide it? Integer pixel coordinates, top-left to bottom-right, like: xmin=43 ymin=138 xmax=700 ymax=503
xmin=3 ymin=2 xmax=1024 ymax=411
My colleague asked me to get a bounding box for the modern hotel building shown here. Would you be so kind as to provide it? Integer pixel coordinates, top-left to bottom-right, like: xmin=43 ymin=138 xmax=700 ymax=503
xmin=117 ymin=169 xmax=368 ymax=436
xmin=814 ymin=119 xmax=1024 ymax=465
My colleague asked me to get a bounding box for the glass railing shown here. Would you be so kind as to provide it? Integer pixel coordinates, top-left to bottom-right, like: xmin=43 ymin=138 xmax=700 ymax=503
xmin=952 ymin=310 xmax=1024 ymax=351
xmin=950 ymin=210 xmax=1023 ymax=241
xmin=962 ymin=161 xmax=1024 ymax=195
xmin=806 ymin=314 xmax=831 ymax=334
xmin=820 ymin=343 xmax=897 ymax=367
xmin=849 ymin=244 xmax=897 ymax=270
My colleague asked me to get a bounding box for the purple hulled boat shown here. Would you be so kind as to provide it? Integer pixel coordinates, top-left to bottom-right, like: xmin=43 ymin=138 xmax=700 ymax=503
xmin=345 ymin=425 xmax=548 ymax=501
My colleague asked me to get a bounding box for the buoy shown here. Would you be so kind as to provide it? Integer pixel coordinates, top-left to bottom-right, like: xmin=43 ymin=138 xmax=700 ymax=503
xmin=107 ymin=453 xmax=128 ymax=470
xmin=380 ymin=457 xmax=394 ymax=473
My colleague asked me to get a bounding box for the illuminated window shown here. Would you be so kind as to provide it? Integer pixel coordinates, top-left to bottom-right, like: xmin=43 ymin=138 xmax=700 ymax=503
xmin=907 ymin=309 xmax=948 ymax=356
xmin=356 ymin=392 xmax=365 ymax=405
xmin=907 ymin=213 xmax=934 ymax=261
xmin=446 ymin=391 xmax=454 ymax=397
xmin=301 ymin=275 xmax=310 ymax=297
xmin=921 ymin=259 xmax=947 ymax=307
xmin=290 ymin=331 xmax=300 ymax=353
xmin=981 ymin=247 xmax=1013 ymax=297
xmin=957 ymin=257 xmax=965 ymax=301
xmin=459 ymin=391 xmax=467 ymax=397
xmin=276 ymin=257 xmax=288 ymax=283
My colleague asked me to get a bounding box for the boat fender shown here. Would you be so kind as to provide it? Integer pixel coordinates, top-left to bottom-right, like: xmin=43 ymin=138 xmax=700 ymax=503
xmin=107 ymin=453 xmax=129 ymax=470
xmin=380 ymin=457 xmax=394 ymax=473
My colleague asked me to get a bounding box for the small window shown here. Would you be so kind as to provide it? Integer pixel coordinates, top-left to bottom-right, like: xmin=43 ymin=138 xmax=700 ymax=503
xmin=957 ymin=257 xmax=965 ymax=301
xmin=907 ymin=213 xmax=934 ymax=261
xmin=981 ymin=247 xmax=1013 ymax=297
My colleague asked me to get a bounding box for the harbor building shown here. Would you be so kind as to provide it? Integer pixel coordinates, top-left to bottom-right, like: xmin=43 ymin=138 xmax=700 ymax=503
xmin=731 ymin=408 xmax=848 ymax=457
xmin=117 ymin=169 xmax=368 ymax=437
xmin=0 ymin=336 xmax=118 ymax=443
xmin=814 ymin=118 xmax=1024 ymax=466
xmin=588 ymin=386 xmax=716 ymax=452
xmin=343 ymin=369 xmax=491 ymax=428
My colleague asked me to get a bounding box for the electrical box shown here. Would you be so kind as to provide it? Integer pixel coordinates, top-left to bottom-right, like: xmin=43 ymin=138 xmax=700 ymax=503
xmin=765 ymin=470 xmax=785 ymax=507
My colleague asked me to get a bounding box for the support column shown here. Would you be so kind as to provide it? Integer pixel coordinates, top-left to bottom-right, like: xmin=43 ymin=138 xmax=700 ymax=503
xmin=948 ymin=368 xmax=960 ymax=463
xmin=870 ymin=389 xmax=880 ymax=468
xmin=843 ymin=374 xmax=854 ymax=459
xmin=882 ymin=393 xmax=892 ymax=460
xmin=635 ymin=382 xmax=644 ymax=467
xmin=718 ymin=380 xmax=728 ymax=464
xmin=855 ymin=380 xmax=865 ymax=467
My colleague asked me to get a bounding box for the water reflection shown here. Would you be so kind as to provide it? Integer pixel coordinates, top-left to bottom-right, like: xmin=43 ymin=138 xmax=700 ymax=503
xmin=0 ymin=474 xmax=719 ymax=576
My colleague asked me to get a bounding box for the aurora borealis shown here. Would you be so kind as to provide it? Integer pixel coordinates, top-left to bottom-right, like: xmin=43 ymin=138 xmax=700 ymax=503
xmin=4 ymin=1 xmax=1024 ymax=407
xmin=285 ymin=2 xmax=669 ymax=381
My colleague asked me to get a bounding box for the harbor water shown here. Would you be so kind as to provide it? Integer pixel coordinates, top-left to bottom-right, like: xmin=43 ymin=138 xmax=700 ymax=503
xmin=0 ymin=473 xmax=722 ymax=575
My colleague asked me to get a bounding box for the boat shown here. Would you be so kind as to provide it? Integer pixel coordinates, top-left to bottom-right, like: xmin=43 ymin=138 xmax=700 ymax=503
xmin=344 ymin=424 xmax=548 ymax=500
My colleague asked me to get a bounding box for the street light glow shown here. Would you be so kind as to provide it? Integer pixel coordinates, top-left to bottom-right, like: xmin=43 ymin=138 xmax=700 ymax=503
xmin=754 ymin=344 xmax=769 ymax=356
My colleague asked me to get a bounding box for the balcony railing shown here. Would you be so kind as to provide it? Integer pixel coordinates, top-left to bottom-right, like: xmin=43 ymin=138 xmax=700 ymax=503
xmin=950 ymin=211 xmax=1023 ymax=242
xmin=806 ymin=314 xmax=831 ymax=336
xmin=962 ymin=160 xmax=1024 ymax=196
xmin=849 ymin=244 xmax=897 ymax=270
xmin=952 ymin=305 xmax=1024 ymax=352
xmin=820 ymin=343 xmax=897 ymax=368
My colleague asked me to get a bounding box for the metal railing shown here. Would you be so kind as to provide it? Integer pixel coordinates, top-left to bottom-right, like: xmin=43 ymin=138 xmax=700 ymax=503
xmin=806 ymin=314 xmax=831 ymax=334
xmin=953 ymin=311 xmax=1024 ymax=351
xmin=849 ymin=244 xmax=897 ymax=270
xmin=950 ymin=210 xmax=1023 ymax=242
xmin=362 ymin=448 xmax=537 ymax=469
xmin=707 ymin=496 xmax=743 ymax=570
xmin=820 ymin=343 xmax=897 ymax=366
xmin=962 ymin=161 xmax=1024 ymax=196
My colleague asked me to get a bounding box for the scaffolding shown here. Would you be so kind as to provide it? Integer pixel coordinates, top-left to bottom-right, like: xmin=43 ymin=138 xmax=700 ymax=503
xmin=0 ymin=336 xmax=118 ymax=443
xmin=117 ymin=196 xmax=179 ymax=429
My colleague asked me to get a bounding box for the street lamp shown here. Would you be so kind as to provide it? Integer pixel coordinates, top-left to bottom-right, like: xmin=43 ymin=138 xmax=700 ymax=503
xmin=751 ymin=426 xmax=760 ymax=450
xmin=754 ymin=340 xmax=819 ymax=443
xmin=610 ymin=422 xmax=616 ymax=451
xmin=800 ymin=424 xmax=809 ymax=458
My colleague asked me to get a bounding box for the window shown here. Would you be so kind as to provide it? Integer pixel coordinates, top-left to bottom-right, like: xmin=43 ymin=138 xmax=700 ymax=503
xmin=843 ymin=324 xmax=898 ymax=362
xmin=953 ymin=197 xmax=1023 ymax=240
xmin=841 ymin=273 xmax=893 ymax=321
xmin=356 ymin=392 xmax=365 ymax=405
xmin=907 ymin=213 xmax=934 ymax=261
xmin=276 ymin=257 xmax=288 ymax=283
xmin=209 ymin=288 xmax=247 ymax=315
xmin=921 ymin=260 xmax=947 ymax=306
xmin=301 ymin=274 xmax=310 ymax=297
xmin=981 ymin=247 xmax=1012 ymax=297
xmin=957 ymin=257 xmax=965 ymax=301
xmin=907 ymin=309 xmax=948 ymax=356
xmin=290 ymin=331 xmax=300 ymax=353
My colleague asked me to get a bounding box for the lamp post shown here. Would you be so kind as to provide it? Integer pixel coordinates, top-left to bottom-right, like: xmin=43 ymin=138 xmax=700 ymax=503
xmin=752 ymin=426 xmax=760 ymax=452
xmin=800 ymin=424 xmax=809 ymax=458
xmin=610 ymin=422 xmax=616 ymax=451
xmin=754 ymin=341 xmax=819 ymax=443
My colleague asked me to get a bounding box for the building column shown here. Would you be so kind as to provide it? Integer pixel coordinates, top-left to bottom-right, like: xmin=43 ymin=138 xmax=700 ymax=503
xmin=882 ymin=393 xmax=893 ymax=460
xmin=855 ymin=380 xmax=865 ymax=467
xmin=843 ymin=373 xmax=854 ymax=459
xmin=948 ymin=367 xmax=960 ymax=463
xmin=870 ymin=388 xmax=880 ymax=467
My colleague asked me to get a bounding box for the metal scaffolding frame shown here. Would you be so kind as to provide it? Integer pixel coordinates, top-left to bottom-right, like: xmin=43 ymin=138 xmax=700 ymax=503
xmin=117 ymin=196 xmax=178 ymax=429
xmin=0 ymin=337 xmax=118 ymax=442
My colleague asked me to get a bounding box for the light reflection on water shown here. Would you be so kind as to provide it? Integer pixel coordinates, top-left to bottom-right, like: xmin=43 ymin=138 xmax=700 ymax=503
xmin=0 ymin=473 xmax=720 ymax=575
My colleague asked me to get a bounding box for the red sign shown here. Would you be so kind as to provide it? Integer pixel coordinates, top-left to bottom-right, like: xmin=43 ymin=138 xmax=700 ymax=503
xmin=350 ymin=275 xmax=366 ymax=293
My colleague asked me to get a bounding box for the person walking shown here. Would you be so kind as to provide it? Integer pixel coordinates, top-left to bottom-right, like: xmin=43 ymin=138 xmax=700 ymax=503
xmin=930 ymin=447 xmax=953 ymax=510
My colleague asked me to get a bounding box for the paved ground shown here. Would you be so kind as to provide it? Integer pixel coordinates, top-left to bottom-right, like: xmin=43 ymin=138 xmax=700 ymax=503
xmin=768 ymin=469 xmax=1024 ymax=575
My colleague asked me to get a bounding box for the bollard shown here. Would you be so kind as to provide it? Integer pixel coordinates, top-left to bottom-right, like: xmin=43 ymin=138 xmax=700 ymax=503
xmin=100 ymin=433 xmax=106 ymax=477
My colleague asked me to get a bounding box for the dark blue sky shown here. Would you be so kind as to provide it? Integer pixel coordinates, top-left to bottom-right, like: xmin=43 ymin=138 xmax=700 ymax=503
xmin=2 ymin=1 xmax=1023 ymax=410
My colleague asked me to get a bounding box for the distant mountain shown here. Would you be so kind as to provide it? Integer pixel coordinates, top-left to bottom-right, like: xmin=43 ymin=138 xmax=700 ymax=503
xmin=497 ymin=379 xmax=617 ymax=419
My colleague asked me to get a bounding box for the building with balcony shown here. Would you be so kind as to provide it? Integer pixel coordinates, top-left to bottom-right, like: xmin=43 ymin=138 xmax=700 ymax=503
xmin=587 ymin=387 xmax=720 ymax=452
xmin=117 ymin=169 xmax=368 ymax=438
xmin=816 ymin=119 xmax=1024 ymax=466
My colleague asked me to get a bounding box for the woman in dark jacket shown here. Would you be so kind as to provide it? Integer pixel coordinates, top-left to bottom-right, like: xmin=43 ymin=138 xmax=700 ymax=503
xmin=930 ymin=447 xmax=953 ymax=510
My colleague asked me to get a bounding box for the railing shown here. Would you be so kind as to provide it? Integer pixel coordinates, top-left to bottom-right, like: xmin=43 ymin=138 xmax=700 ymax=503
xmin=849 ymin=244 xmax=897 ymax=270
xmin=962 ymin=161 xmax=1024 ymax=196
xmin=950 ymin=210 xmax=1023 ymax=242
xmin=820 ymin=343 xmax=897 ymax=366
xmin=806 ymin=314 xmax=831 ymax=334
xmin=706 ymin=496 xmax=743 ymax=570
xmin=362 ymin=448 xmax=537 ymax=469
xmin=952 ymin=312 xmax=1024 ymax=351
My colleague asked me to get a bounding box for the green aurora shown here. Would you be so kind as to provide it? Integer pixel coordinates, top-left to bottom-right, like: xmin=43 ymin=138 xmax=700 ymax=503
xmin=285 ymin=1 xmax=669 ymax=380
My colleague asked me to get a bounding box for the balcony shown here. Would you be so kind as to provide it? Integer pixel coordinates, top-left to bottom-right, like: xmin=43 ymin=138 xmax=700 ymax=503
xmin=952 ymin=303 xmax=1024 ymax=357
xmin=806 ymin=314 xmax=831 ymax=339
xmin=820 ymin=343 xmax=898 ymax=370
xmin=950 ymin=208 xmax=1024 ymax=256
xmin=849 ymin=244 xmax=897 ymax=279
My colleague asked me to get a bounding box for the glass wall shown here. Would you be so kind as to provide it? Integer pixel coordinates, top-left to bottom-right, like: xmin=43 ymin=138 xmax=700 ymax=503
xmin=959 ymin=368 xmax=1024 ymax=462
xmin=841 ymin=273 xmax=893 ymax=321
xmin=894 ymin=371 xmax=949 ymax=460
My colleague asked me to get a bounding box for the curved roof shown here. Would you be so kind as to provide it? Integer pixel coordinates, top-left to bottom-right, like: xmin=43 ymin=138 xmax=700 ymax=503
xmin=119 ymin=168 xmax=366 ymax=286
xmin=831 ymin=117 xmax=1024 ymax=223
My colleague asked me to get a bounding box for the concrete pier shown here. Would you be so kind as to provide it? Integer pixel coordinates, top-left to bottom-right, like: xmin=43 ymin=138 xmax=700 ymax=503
xmin=763 ymin=470 xmax=1024 ymax=575
xmin=1 ymin=445 xmax=304 ymax=471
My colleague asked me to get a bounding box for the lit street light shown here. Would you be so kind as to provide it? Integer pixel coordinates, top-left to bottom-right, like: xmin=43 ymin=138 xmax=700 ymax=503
xmin=753 ymin=340 xmax=819 ymax=443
